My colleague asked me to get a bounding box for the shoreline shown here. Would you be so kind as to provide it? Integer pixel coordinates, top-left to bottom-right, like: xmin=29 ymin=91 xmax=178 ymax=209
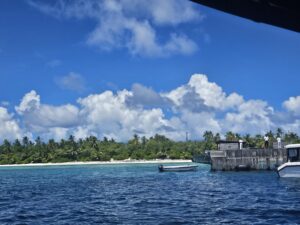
xmin=0 ymin=159 xmax=193 ymax=167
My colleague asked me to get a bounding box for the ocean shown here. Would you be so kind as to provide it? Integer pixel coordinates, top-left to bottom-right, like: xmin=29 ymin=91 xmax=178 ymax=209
xmin=0 ymin=163 xmax=300 ymax=224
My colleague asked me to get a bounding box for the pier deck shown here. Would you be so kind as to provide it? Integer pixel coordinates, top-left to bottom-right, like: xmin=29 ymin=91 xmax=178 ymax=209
xmin=210 ymin=148 xmax=286 ymax=171
xmin=194 ymin=140 xmax=288 ymax=171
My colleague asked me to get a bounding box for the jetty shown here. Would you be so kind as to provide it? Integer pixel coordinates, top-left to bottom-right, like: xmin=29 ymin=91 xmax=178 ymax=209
xmin=194 ymin=140 xmax=287 ymax=171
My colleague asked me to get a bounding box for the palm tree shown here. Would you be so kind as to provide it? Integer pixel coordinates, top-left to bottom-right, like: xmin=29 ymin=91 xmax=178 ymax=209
xmin=2 ymin=139 xmax=11 ymax=154
xmin=284 ymin=132 xmax=299 ymax=144
xmin=225 ymin=131 xmax=236 ymax=141
xmin=276 ymin=128 xmax=283 ymax=138
xmin=203 ymin=131 xmax=214 ymax=142
xmin=214 ymin=133 xmax=221 ymax=142
xmin=22 ymin=136 xmax=29 ymax=147
xmin=244 ymin=134 xmax=254 ymax=148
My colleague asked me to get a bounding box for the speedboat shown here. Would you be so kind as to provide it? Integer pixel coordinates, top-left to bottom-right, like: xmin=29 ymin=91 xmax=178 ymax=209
xmin=277 ymin=144 xmax=300 ymax=178
xmin=158 ymin=164 xmax=198 ymax=172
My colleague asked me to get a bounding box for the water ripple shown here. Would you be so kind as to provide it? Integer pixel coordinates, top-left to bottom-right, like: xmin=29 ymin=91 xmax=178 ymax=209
xmin=0 ymin=164 xmax=300 ymax=224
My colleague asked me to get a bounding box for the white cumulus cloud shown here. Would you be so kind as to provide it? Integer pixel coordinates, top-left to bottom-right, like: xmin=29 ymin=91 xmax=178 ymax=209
xmin=164 ymin=74 xmax=244 ymax=111
xmin=180 ymin=110 xmax=221 ymax=139
xmin=0 ymin=107 xmax=23 ymax=142
xmin=223 ymin=100 xmax=275 ymax=134
xmin=283 ymin=96 xmax=300 ymax=116
xmin=5 ymin=73 xmax=300 ymax=142
xmin=77 ymin=90 xmax=173 ymax=140
xmin=15 ymin=90 xmax=80 ymax=138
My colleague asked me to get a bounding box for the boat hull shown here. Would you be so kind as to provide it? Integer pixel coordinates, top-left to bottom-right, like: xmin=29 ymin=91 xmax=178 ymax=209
xmin=158 ymin=165 xmax=198 ymax=172
xmin=277 ymin=162 xmax=300 ymax=178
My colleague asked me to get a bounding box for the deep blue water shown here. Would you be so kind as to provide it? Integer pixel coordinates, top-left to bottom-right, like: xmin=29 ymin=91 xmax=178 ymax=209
xmin=0 ymin=164 xmax=300 ymax=225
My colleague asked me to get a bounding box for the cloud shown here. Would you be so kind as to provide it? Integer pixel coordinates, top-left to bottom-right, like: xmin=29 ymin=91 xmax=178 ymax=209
xmin=188 ymin=74 xmax=244 ymax=110
xmin=180 ymin=110 xmax=221 ymax=138
xmin=126 ymin=83 xmax=170 ymax=108
xmin=164 ymin=33 xmax=198 ymax=56
xmin=15 ymin=90 xmax=41 ymax=115
xmin=175 ymin=88 xmax=212 ymax=113
xmin=283 ymin=96 xmax=300 ymax=116
xmin=223 ymin=100 xmax=275 ymax=134
xmin=77 ymin=90 xmax=173 ymax=140
xmin=0 ymin=107 xmax=23 ymax=141
xmin=146 ymin=0 xmax=202 ymax=26
xmin=18 ymin=75 xmax=250 ymax=141
xmin=28 ymin=0 xmax=202 ymax=57
xmin=6 ymin=73 xmax=300 ymax=142
xmin=15 ymin=90 xmax=80 ymax=137
xmin=277 ymin=96 xmax=300 ymax=133
xmin=55 ymin=72 xmax=86 ymax=92
xmin=282 ymin=120 xmax=300 ymax=134
xmin=164 ymin=74 xmax=244 ymax=112
xmin=42 ymin=127 xmax=70 ymax=141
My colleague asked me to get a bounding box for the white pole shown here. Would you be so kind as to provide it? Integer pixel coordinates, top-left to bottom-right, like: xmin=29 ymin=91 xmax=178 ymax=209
xmin=239 ymin=139 xmax=243 ymax=150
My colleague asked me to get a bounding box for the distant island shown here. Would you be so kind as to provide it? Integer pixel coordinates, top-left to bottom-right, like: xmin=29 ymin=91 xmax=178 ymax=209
xmin=0 ymin=129 xmax=298 ymax=165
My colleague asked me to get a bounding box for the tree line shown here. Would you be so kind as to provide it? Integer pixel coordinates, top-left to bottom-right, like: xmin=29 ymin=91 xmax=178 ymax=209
xmin=0 ymin=128 xmax=299 ymax=164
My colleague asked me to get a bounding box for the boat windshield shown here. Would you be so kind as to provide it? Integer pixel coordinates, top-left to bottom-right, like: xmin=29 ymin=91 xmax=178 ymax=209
xmin=287 ymin=148 xmax=300 ymax=162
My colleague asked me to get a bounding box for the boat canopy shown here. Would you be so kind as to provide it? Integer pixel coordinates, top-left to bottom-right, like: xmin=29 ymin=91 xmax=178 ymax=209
xmin=285 ymin=144 xmax=300 ymax=149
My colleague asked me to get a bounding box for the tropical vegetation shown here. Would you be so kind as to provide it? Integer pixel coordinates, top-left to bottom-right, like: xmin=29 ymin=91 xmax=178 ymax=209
xmin=0 ymin=128 xmax=299 ymax=164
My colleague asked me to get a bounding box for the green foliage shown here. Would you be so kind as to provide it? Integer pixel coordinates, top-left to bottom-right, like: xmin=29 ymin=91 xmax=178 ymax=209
xmin=225 ymin=131 xmax=237 ymax=141
xmin=0 ymin=128 xmax=298 ymax=164
xmin=284 ymin=132 xmax=299 ymax=144
xmin=203 ymin=131 xmax=218 ymax=150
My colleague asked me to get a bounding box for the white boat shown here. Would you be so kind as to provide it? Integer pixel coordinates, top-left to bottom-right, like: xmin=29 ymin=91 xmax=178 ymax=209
xmin=277 ymin=144 xmax=300 ymax=178
xmin=158 ymin=164 xmax=198 ymax=172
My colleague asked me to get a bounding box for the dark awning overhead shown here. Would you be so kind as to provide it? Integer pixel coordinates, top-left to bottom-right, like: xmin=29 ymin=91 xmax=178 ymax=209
xmin=217 ymin=140 xmax=242 ymax=144
xmin=191 ymin=0 xmax=300 ymax=33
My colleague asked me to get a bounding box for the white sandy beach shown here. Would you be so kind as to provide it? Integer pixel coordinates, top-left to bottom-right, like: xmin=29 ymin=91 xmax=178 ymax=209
xmin=0 ymin=159 xmax=193 ymax=167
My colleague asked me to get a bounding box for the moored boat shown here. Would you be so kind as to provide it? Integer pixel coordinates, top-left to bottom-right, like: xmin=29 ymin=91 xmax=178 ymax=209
xmin=277 ymin=144 xmax=300 ymax=178
xmin=158 ymin=164 xmax=198 ymax=172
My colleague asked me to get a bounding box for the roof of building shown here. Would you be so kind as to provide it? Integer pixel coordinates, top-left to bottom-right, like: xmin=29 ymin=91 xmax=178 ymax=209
xmin=217 ymin=140 xmax=244 ymax=144
xmin=285 ymin=144 xmax=300 ymax=149
xmin=191 ymin=0 xmax=300 ymax=33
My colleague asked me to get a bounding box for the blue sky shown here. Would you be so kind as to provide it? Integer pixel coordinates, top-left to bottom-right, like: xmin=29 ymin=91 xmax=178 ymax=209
xmin=1 ymin=0 xmax=300 ymax=142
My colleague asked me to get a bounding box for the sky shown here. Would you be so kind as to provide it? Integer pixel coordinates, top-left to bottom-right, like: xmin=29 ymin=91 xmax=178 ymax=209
xmin=1 ymin=0 xmax=300 ymax=142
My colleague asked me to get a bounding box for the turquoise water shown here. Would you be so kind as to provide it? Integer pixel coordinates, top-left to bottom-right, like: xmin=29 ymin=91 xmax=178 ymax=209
xmin=0 ymin=163 xmax=300 ymax=224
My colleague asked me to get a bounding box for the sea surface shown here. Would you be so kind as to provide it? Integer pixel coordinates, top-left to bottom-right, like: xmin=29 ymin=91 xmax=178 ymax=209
xmin=0 ymin=163 xmax=300 ymax=225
